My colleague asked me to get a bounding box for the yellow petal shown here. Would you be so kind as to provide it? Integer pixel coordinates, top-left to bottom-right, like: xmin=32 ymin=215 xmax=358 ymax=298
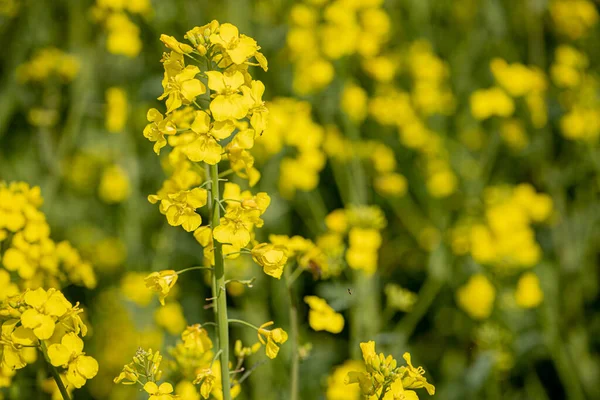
xmin=144 ymin=381 xmax=159 ymax=394
xmin=219 ymin=23 xmax=239 ymax=43
xmin=66 ymin=363 xmax=87 ymax=388
xmin=33 ymin=315 xmax=55 ymax=340
xmin=158 ymin=382 xmax=174 ymax=394
xmin=191 ymin=111 xmax=211 ymax=133
xmin=24 ymin=288 xmax=47 ymax=308
xmin=47 ymin=344 xmax=70 ymax=367
xmin=62 ymin=332 xmax=84 ymax=355
xmin=76 ymin=355 xmax=99 ymax=379
xmin=205 ymin=71 xmax=226 ymax=93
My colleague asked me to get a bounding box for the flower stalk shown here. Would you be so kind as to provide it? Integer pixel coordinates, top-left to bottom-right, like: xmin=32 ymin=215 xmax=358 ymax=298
xmin=284 ymin=266 xmax=300 ymax=400
xmin=210 ymin=163 xmax=232 ymax=400
xmin=41 ymin=341 xmax=72 ymax=400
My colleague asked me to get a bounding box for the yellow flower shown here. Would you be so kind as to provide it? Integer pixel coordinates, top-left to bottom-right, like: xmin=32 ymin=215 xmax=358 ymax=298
xmin=0 ymin=270 xmax=19 ymax=301
xmin=385 ymin=284 xmax=417 ymax=312
xmin=159 ymin=64 xmax=206 ymax=114
xmin=176 ymin=380 xmax=200 ymax=400
xmin=213 ymin=195 xmax=270 ymax=248
xmin=241 ymin=80 xmax=268 ymax=134
xmin=47 ymin=332 xmax=99 ymax=388
xmin=326 ymin=360 xmax=364 ymax=400
xmin=470 ymin=87 xmax=514 ymax=120
xmin=145 ymin=270 xmax=179 ymax=305
xmin=98 ymin=165 xmax=130 ymax=204
xmin=182 ymin=324 xmax=213 ymax=352
xmin=257 ymin=321 xmax=288 ymax=359
xmin=121 ymin=272 xmax=154 ymax=306
xmin=151 ymin=187 xmax=208 ymax=232
xmin=209 ymin=23 xmax=258 ymax=65
xmin=251 ymin=243 xmax=288 ymax=279
xmin=400 ymin=353 xmax=435 ymax=395
xmin=345 ymin=228 xmax=381 ymax=275
xmin=20 ymin=288 xmax=71 ymax=340
xmin=227 ymin=147 xmax=261 ymax=186
xmin=154 ymin=302 xmax=187 ymax=335
xmin=341 ymin=83 xmax=368 ymax=123
xmin=181 ymin=110 xmax=235 ymax=164
xmin=105 ymin=13 xmax=142 ymax=57
xmin=105 ymin=87 xmax=128 ymax=132
xmin=515 ymin=272 xmax=543 ymax=308
xmin=144 ymin=381 xmax=176 ymax=400
xmin=143 ymin=108 xmax=177 ymax=154
xmin=325 ymin=209 xmax=348 ymax=233
xmin=375 ymin=173 xmax=408 ymax=197
xmin=304 ymin=296 xmax=345 ymax=334
xmin=205 ymin=70 xmax=249 ymax=121
xmin=193 ymin=368 xmax=216 ymax=399
xmin=456 ymin=273 xmax=496 ymax=320
xmin=160 ymin=34 xmax=194 ymax=54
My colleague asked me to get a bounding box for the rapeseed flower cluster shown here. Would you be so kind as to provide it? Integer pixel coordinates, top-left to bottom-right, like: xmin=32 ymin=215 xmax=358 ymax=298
xmin=471 ymin=58 xmax=547 ymax=130
xmin=0 ymin=288 xmax=97 ymax=394
xmin=549 ymin=0 xmax=598 ymax=40
xmin=361 ymin=41 xmax=458 ymax=198
xmin=258 ymin=98 xmax=326 ymax=198
xmin=551 ymin=46 xmax=600 ymax=141
xmin=0 ymin=181 xmax=96 ymax=289
xmin=17 ymin=48 xmax=79 ymax=84
xmin=132 ymin=21 xmax=290 ymax=400
xmin=287 ymin=0 xmax=391 ymax=93
xmin=105 ymin=86 xmax=128 ymax=132
xmin=324 ymin=206 xmax=386 ymax=275
xmin=345 ymin=341 xmax=435 ymax=399
xmin=91 ymin=0 xmax=152 ymax=57
xmin=465 ymin=184 xmax=552 ymax=270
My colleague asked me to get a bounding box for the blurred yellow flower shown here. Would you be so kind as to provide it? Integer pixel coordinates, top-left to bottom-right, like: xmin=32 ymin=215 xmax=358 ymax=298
xmin=456 ymin=274 xmax=496 ymax=320
xmin=154 ymin=302 xmax=187 ymax=335
xmin=515 ymin=272 xmax=543 ymax=308
xmin=304 ymin=296 xmax=345 ymax=333
xmin=105 ymin=87 xmax=128 ymax=132
xmin=98 ymin=165 xmax=130 ymax=204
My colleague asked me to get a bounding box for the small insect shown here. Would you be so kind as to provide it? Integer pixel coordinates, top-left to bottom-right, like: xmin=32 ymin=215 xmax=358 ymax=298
xmin=347 ymin=288 xmax=353 ymax=295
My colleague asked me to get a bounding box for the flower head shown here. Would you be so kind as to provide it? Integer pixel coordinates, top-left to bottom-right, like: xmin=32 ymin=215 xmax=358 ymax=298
xmin=257 ymin=321 xmax=288 ymax=359
xmin=145 ymin=270 xmax=179 ymax=305
xmin=251 ymin=243 xmax=288 ymax=279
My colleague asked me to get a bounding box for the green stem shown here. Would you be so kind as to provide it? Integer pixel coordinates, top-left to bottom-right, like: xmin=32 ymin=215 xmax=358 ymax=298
xmin=209 ymin=163 xmax=232 ymax=399
xmin=394 ymin=246 xmax=446 ymax=344
xmin=284 ymin=266 xmax=300 ymax=400
xmin=41 ymin=342 xmax=71 ymax=400
xmin=286 ymin=266 xmax=304 ymax=288
xmin=177 ymin=266 xmax=213 ymax=274
xmin=228 ymin=319 xmax=260 ymax=331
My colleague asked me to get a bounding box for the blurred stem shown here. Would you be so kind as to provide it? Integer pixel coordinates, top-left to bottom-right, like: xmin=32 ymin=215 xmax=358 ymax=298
xmin=209 ymin=163 xmax=232 ymax=400
xmin=40 ymin=342 xmax=71 ymax=400
xmin=540 ymin=264 xmax=585 ymax=400
xmin=339 ymin=118 xmax=379 ymax=358
xmin=394 ymin=246 xmax=446 ymax=343
xmin=388 ymin=194 xmax=434 ymax=243
xmin=526 ymin=0 xmax=545 ymax=67
xmin=284 ymin=266 xmax=299 ymax=400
